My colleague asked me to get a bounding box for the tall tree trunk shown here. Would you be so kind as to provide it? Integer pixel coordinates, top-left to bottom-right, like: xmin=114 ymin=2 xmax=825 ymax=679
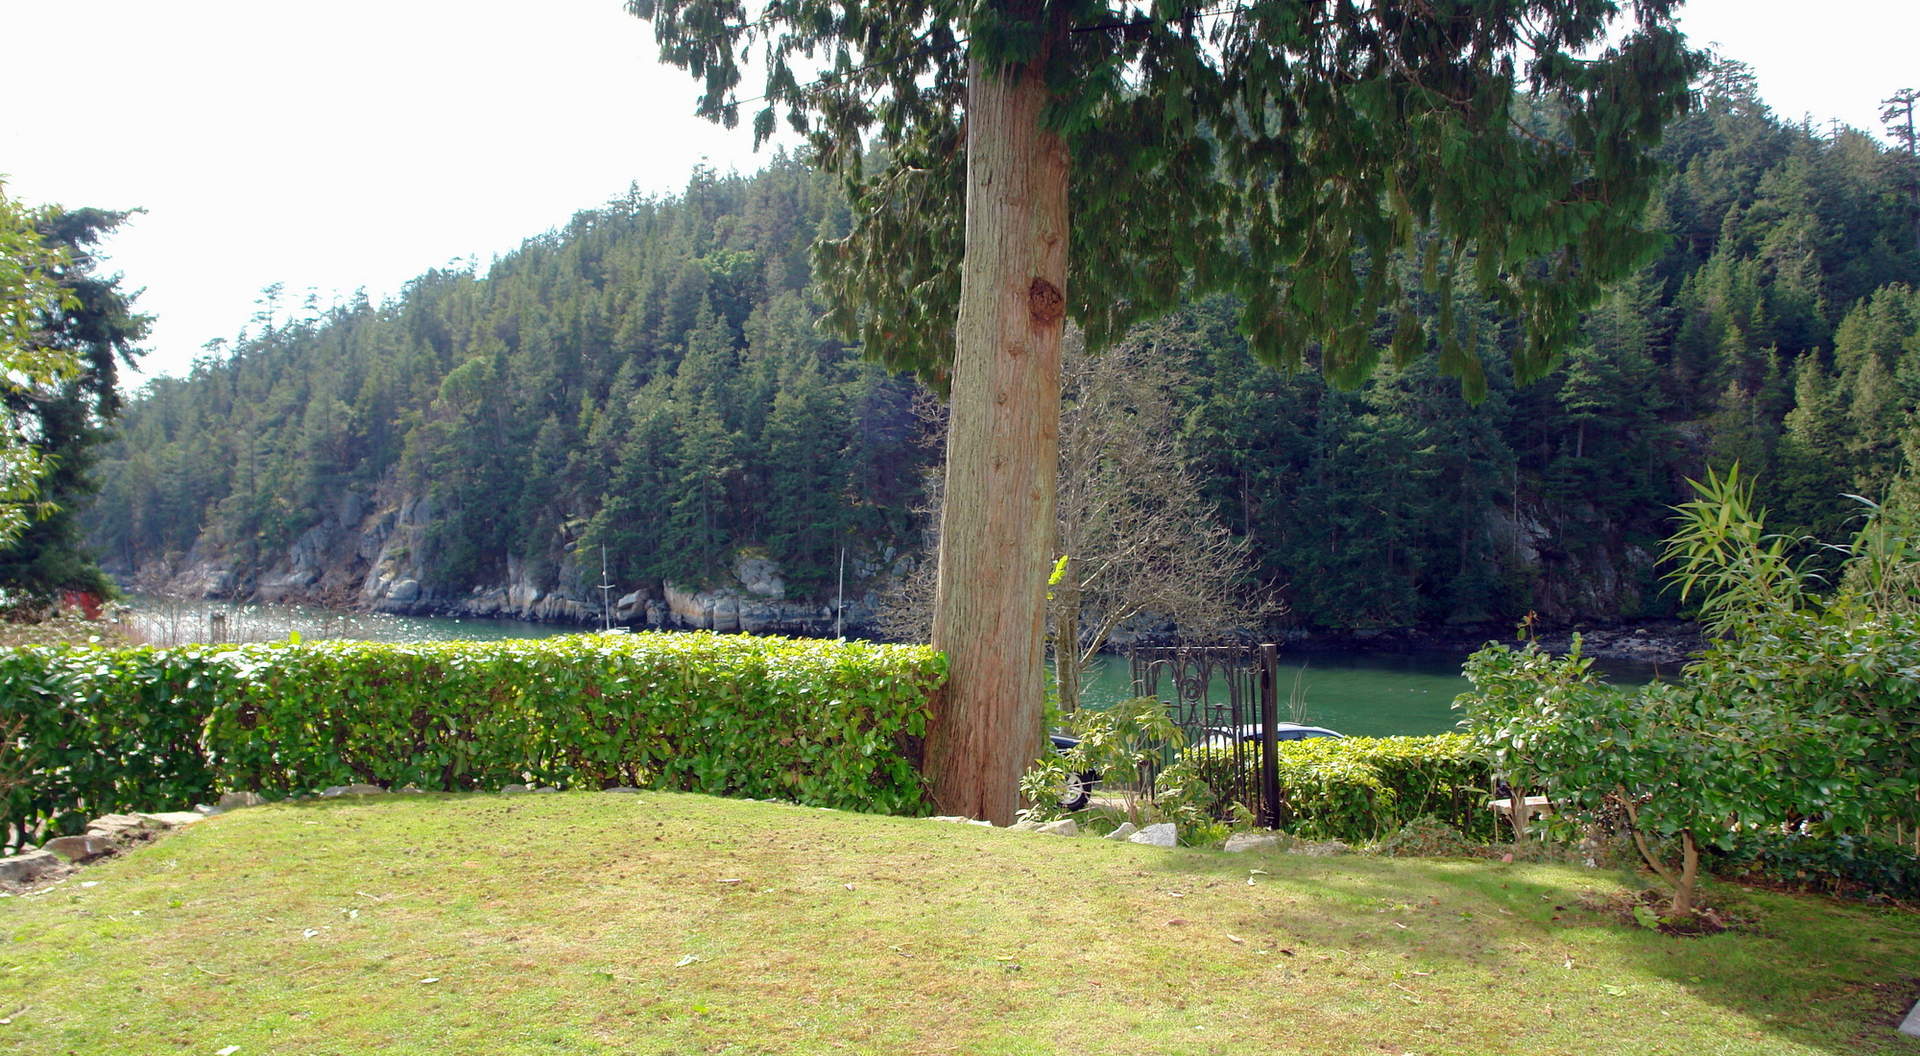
xmin=926 ymin=53 xmax=1070 ymax=824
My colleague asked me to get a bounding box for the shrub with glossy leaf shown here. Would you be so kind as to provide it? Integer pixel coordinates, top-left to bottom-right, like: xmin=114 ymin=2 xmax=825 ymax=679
xmin=1184 ymin=734 xmax=1497 ymax=843
xmin=0 ymin=632 xmax=945 ymax=850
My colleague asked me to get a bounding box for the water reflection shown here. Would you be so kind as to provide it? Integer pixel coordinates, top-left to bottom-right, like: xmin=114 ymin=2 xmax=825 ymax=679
xmin=124 ymin=594 xmax=575 ymax=646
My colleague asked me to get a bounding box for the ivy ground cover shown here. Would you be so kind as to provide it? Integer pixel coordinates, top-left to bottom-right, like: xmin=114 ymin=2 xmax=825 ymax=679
xmin=3 ymin=792 xmax=1915 ymax=1055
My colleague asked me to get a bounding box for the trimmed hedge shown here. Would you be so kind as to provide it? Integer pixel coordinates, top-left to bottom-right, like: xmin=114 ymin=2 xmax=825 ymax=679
xmin=0 ymin=632 xmax=945 ymax=850
xmin=1186 ymin=734 xmax=1499 ymax=843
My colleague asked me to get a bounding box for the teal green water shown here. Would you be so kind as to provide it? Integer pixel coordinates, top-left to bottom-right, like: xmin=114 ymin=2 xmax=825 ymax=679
xmin=1076 ymin=648 xmax=1662 ymax=738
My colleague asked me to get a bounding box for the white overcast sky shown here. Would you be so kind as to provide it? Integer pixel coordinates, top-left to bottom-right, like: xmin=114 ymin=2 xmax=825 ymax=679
xmin=2 ymin=0 xmax=1916 ymax=382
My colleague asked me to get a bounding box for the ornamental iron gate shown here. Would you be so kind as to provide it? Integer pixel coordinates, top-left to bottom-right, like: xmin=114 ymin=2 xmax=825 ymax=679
xmin=1129 ymin=643 xmax=1283 ymax=829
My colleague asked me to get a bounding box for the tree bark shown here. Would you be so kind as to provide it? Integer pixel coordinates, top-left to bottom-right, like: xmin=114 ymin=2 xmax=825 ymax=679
xmin=1055 ymin=572 xmax=1081 ymax=715
xmin=926 ymin=52 xmax=1069 ymax=825
xmin=1671 ymin=830 xmax=1699 ymax=918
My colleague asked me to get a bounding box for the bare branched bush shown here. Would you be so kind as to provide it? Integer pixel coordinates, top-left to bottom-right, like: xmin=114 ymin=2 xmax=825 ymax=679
xmin=875 ymin=327 xmax=1278 ymax=711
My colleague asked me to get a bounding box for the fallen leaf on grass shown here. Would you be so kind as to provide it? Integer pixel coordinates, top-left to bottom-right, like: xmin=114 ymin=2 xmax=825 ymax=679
xmin=419 ymin=977 xmax=440 ymax=985
xmin=215 ymin=1047 xmax=240 ymax=1056
xmin=1226 ymin=935 xmax=1246 ymax=944
xmin=675 ymin=955 xmax=701 ymax=968
xmin=716 ymin=878 xmax=742 ymax=884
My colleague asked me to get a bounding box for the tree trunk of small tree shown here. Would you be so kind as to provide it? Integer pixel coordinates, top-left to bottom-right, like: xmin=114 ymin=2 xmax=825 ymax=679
xmin=926 ymin=53 xmax=1069 ymax=825
xmin=1054 ymin=570 xmax=1081 ymax=715
xmin=1670 ymin=830 xmax=1699 ymax=918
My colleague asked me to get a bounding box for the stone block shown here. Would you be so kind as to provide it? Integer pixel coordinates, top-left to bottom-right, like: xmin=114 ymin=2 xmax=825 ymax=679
xmin=44 ymin=834 xmax=116 ymax=864
xmin=0 ymin=850 xmax=63 ymax=884
xmin=137 ymin=812 xmax=206 ymax=828
xmin=1128 ymin=823 xmax=1178 ymax=848
xmin=1224 ymin=832 xmax=1294 ymax=854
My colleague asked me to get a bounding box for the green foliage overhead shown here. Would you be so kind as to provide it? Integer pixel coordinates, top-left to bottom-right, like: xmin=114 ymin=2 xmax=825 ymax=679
xmin=633 ymin=0 xmax=1697 ymax=398
xmin=0 ymin=632 xmax=946 ymax=849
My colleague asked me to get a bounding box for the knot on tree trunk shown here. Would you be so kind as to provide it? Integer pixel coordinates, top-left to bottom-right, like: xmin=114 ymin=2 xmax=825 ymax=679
xmin=1027 ymin=277 xmax=1064 ymax=326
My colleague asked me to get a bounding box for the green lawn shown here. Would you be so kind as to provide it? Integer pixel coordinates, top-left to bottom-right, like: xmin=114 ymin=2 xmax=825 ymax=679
xmin=3 ymin=792 xmax=1915 ymax=1055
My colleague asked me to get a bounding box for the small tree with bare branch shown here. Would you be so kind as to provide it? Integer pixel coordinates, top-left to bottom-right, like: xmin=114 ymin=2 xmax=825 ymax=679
xmin=879 ymin=329 xmax=1272 ymax=713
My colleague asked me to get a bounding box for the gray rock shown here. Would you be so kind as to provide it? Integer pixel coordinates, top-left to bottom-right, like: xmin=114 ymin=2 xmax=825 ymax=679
xmin=928 ymin=816 xmax=993 ymax=826
xmin=1103 ymin=822 xmax=1139 ymax=841
xmin=602 ymin=787 xmax=644 ymax=794
xmin=501 ymin=784 xmax=533 ymax=794
xmin=0 ymin=850 xmax=64 ymax=884
xmin=1128 ymin=823 xmax=1178 ymax=848
xmin=1224 ymin=832 xmax=1291 ymax=854
xmin=735 ymin=556 xmax=785 ymax=598
xmin=1289 ymin=840 xmax=1351 ymax=857
xmin=216 ymin=791 xmax=265 ymax=811
xmin=386 ymin=578 xmax=421 ymax=603
xmin=1008 ymin=819 xmax=1044 ymax=832
xmin=320 ymin=783 xmax=385 ymax=797
xmin=193 ymin=803 xmax=218 ymax=816
xmin=85 ymin=813 xmax=163 ymax=840
xmin=44 ymin=834 xmax=116 ymax=864
xmin=137 ymin=811 xmax=205 ymax=828
xmin=1900 ymin=1000 xmax=1920 ymax=1038
xmin=533 ymin=786 xmax=559 ymax=794
xmin=1036 ymin=819 xmax=1080 ymax=837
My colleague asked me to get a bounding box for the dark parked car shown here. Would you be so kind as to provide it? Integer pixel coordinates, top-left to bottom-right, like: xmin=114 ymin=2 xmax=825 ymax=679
xmin=1048 ymin=733 xmax=1099 ymax=811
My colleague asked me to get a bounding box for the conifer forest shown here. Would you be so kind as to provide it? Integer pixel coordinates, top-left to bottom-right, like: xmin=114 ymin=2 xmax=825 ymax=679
xmin=78 ymin=62 xmax=1920 ymax=635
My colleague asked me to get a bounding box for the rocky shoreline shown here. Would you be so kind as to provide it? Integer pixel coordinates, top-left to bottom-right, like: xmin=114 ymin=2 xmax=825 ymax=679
xmin=1273 ymin=618 xmax=1702 ymax=666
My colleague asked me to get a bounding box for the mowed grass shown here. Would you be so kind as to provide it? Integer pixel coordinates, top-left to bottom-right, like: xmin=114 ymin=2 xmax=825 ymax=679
xmin=2 ymin=793 xmax=1916 ymax=1055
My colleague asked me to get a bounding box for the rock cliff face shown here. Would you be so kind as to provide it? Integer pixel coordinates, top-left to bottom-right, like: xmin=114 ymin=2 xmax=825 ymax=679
xmin=134 ymin=476 xmax=885 ymax=636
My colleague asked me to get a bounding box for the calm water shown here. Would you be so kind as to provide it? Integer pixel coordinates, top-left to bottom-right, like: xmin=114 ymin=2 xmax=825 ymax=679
xmin=124 ymin=594 xmax=575 ymax=646
xmin=1076 ymin=648 xmax=1663 ymax=737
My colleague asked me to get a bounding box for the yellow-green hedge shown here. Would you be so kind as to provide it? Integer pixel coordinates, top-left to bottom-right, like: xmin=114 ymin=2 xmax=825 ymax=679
xmin=0 ymin=632 xmax=945 ymax=850
xmin=1185 ymin=734 xmax=1498 ymax=842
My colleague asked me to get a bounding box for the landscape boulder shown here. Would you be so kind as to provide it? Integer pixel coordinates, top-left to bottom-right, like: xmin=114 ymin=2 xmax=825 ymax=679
xmin=216 ymin=791 xmax=266 ymax=811
xmin=137 ymin=812 xmax=205 ymax=829
xmin=0 ymin=850 xmax=64 ymax=885
xmin=320 ymin=783 xmax=385 ymax=797
xmin=1036 ymin=819 xmax=1080 ymax=837
xmin=1103 ymin=822 xmax=1139 ymax=841
xmin=44 ymin=835 xmax=116 ymax=864
xmin=85 ymin=813 xmax=165 ymax=841
xmin=1127 ymin=823 xmax=1178 ymax=848
xmin=1224 ymin=832 xmax=1296 ymax=854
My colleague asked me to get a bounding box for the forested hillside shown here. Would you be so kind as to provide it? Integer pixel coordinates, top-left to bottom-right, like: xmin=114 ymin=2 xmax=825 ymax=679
xmin=87 ymin=62 xmax=1920 ymax=634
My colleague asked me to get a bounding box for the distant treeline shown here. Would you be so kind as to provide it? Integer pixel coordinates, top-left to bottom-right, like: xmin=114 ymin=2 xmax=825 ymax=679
xmin=89 ymin=60 xmax=1920 ymax=630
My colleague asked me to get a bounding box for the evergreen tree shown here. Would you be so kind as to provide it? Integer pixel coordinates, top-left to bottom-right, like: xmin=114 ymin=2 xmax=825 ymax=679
xmin=0 ymin=206 xmax=148 ymax=597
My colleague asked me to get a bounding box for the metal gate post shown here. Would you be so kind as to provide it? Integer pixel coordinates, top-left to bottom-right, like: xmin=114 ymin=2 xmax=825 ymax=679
xmin=1258 ymin=643 xmax=1281 ymax=829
